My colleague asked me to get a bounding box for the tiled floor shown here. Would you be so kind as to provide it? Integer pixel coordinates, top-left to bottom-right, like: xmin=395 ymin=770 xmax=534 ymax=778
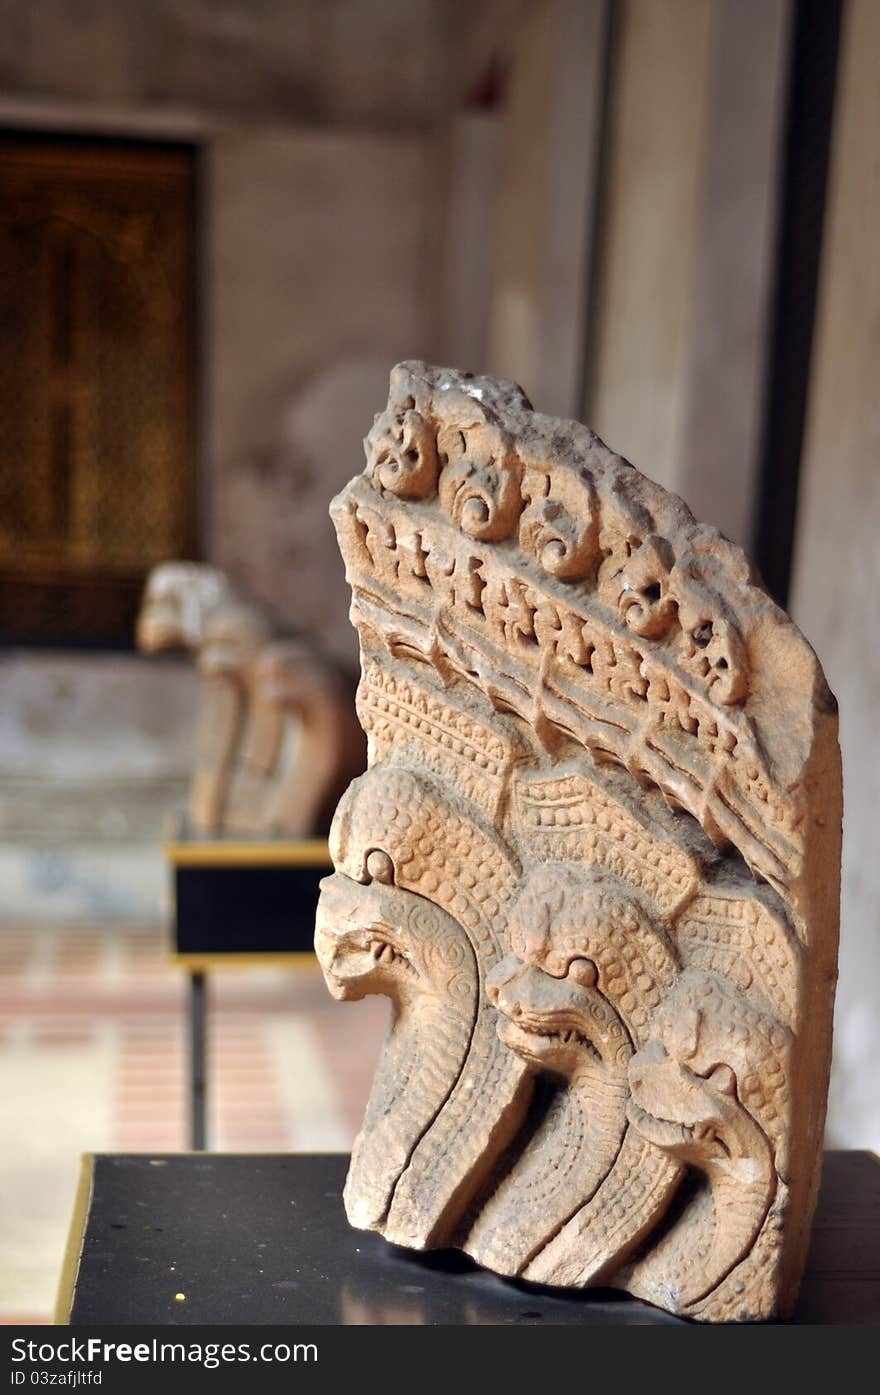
xmin=0 ymin=921 xmax=387 ymax=1323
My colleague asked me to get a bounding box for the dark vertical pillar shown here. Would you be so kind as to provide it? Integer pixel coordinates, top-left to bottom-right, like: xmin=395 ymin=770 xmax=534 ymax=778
xmin=754 ymin=0 xmax=844 ymax=606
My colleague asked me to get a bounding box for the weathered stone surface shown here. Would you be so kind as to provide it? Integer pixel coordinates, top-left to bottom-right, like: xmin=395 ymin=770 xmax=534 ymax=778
xmin=315 ymin=361 xmax=841 ymax=1322
xmin=137 ymin=562 xmax=363 ymax=836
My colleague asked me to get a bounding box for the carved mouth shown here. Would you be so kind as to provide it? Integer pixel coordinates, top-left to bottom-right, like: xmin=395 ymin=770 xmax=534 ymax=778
xmin=363 ymin=935 xmax=410 ymax=969
xmin=497 ymin=1015 xmax=597 ymax=1062
xmin=318 ymin=926 xmax=413 ymax=982
xmin=137 ymin=620 xmax=179 ymax=651
xmin=316 ymin=876 xmax=414 ymax=990
xmin=626 ymin=1098 xmax=716 ymax=1149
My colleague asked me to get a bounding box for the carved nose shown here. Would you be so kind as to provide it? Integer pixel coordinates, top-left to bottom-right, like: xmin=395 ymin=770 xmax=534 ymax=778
xmin=486 ymin=955 xmax=524 ymax=1012
xmin=485 ymin=954 xmax=527 ymax=1021
xmin=487 ymin=978 xmax=522 ymax=1015
xmin=317 ymin=871 xmax=366 ymax=912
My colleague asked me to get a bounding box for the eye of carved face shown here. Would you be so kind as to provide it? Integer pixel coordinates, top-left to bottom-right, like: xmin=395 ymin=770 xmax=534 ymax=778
xmin=365 ymin=848 xmax=395 ymax=884
xmin=567 ymin=957 xmax=599 ymax=988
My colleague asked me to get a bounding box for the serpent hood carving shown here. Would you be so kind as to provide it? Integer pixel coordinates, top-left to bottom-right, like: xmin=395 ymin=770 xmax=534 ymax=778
xmin=623 ymin=969 xmax=789 ymax=1318
xmin=315 ymin=859 xmax=478 ymax=1232
xmin=461 ymin=866 xmax=676 ymax=1277
xmin=316 ymin=362 xmax=841 ymax=1322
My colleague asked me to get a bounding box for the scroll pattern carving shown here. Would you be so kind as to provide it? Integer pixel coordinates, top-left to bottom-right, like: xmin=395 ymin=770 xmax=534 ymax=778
xmin=316 ymin=363 xmax=841 ymax=1322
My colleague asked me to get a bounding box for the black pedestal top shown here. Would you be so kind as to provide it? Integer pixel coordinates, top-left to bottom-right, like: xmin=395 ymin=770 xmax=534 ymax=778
xmin=59 ymin=1150 xmax=880 ymax=1326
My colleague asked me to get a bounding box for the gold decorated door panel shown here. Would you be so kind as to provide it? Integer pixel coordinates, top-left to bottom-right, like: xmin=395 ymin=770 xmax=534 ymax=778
xmin=0 ymin=135 xmax=196 ymax=644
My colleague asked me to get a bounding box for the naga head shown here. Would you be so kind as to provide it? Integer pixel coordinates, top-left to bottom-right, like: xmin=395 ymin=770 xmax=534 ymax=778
xmin=487 ymin=951 xmax=627 ymax=1076
xmin=316 ymin=767 xmax=476 ymax=1009
xmin=315 ymin=870 xmax=471 ymax=1006
xmin=136 ymin=562 xmax=231 ymax=653
xmin=626 ymin=970 xmax=787 ymax=1165
xmin=486 ymin=864 xmax=645 ymax=1076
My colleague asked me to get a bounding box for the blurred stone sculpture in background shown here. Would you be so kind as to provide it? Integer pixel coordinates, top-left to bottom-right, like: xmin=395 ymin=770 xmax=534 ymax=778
xmin=138 ymin=562 xmax=250 ymax=831
xmin=315 ymin=361 xmax=841 ymax=1322
xmin=137 ymin=562 xmax=364 ymax=836
xmin=253 ymin=639 xmax=366 ymax=839
xmin=196 ymin=597 xmax=276 ymax=834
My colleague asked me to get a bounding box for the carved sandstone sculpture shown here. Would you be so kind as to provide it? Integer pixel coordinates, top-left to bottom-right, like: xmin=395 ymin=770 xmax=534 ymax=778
xmin=137 ymin=562 xmax=248 ymax=832
xmin=196 ymin=598 xmax=277 ymax=835
xmin=253 ymin=639 xmax=366 ymax=839
xmin=315 ymin=362 xmax=841 ymax=1322
xmin=137 ymin=563 xmax=364 ymax=836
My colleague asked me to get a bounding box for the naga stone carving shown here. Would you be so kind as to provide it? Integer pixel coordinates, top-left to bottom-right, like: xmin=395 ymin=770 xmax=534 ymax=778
xmin=138 ymin=562 xmax=249 ymax=832
xmin=253 ymin=639 xmax=366 ymax=839
xmin=315 ymin=362 xmax=841 ymax=1322
xmin=197 ymin=598 xmax=277 ymax=835
xmin=137 ymin=563 xmax=364 ymax=837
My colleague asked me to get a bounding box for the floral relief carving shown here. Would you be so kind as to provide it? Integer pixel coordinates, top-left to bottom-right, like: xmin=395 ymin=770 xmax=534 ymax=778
xmin=519 ymin=467 xmax=601 ymax=581
xmin=680 ymin=612 xmax=749 ymax=706
xmin=436 ymin=420 xmax=523 ymax=541
xmin=366 ymin=401 xmax=439 ymax=500
xmin=616 ymin=533 xmax=678 ymax=638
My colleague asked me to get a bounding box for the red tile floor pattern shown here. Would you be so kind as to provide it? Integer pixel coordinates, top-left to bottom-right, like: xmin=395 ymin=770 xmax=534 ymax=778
xmin=0 ymin=921 xmax=387 ymax=1323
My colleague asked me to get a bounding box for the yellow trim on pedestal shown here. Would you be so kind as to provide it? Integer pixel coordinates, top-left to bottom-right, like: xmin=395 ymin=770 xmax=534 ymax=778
xmin=169 ymin=950 xmax=319 ymax=971
xmin=165 ymin=837 xmax=331 ymax=868
xmin=54 ymin=1154 xmax=95 ymax=1325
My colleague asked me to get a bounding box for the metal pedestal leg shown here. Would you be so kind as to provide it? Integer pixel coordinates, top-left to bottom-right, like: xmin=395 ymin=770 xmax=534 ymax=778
xmin=190 ymin=970 xmax=207 ymax=1151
